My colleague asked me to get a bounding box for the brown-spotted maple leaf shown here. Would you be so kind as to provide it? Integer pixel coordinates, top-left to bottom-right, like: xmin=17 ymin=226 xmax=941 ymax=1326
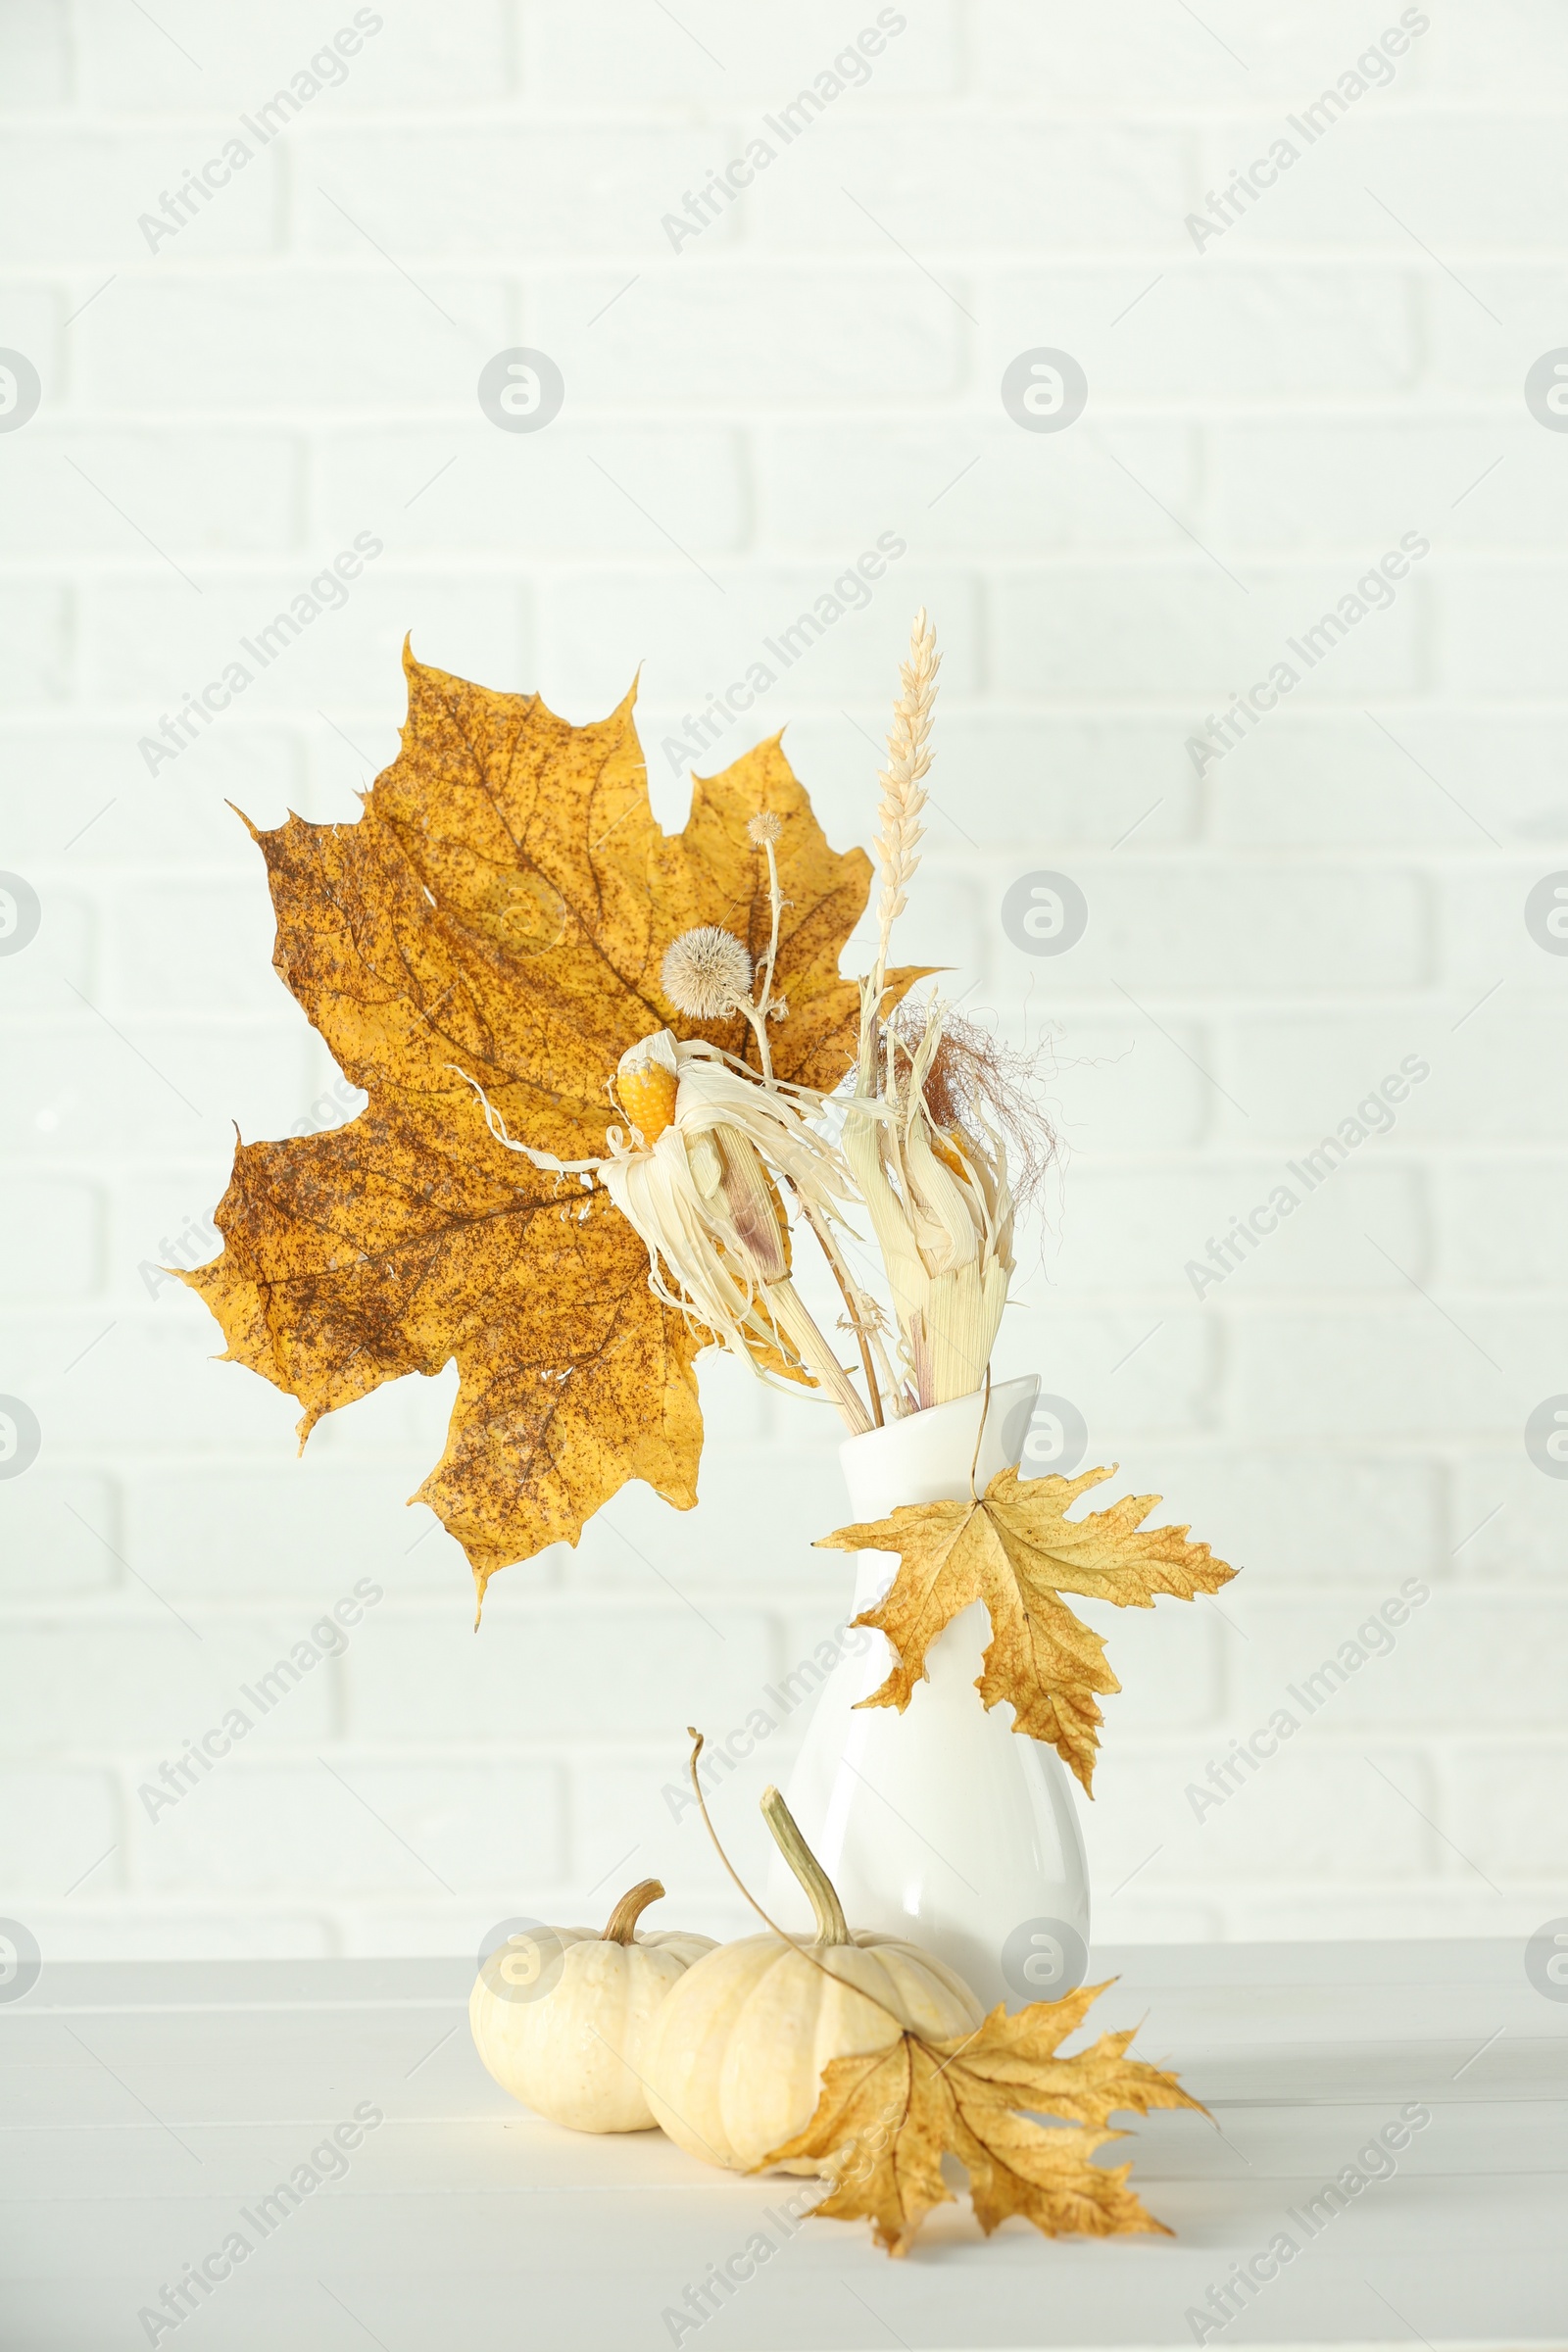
xmin=181 ymin=646 xmax=926 ymax=1604
xmin=817 ymin=1463 xmax=1236 ymax=1793
xmin=763 ymin=1979 xmax=1204 ymax=2255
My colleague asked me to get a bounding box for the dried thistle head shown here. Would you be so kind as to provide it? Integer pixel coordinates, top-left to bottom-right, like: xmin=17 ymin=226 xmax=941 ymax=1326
xmin=747 ymin=810 xmax=782 ymax=846
xmin=888 ymin=1001 xmax=1056 ymax=1209
xmin=662 ymin=926 xmax=754 ymax=1019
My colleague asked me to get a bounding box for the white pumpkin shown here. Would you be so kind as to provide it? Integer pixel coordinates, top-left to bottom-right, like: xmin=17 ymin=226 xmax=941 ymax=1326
xmin=645 ymin=1788 xmax=981 ymax=2173
xmin=469 ymin=1878 xmax=714 ymax=2132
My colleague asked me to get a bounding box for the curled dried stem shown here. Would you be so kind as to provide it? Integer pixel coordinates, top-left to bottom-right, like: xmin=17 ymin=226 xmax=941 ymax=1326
xmin=683 ymin=1730 xmax=901 ymax=2021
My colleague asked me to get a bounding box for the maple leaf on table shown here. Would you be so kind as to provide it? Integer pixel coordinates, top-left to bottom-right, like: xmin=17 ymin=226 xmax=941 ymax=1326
xmin=817 ymin=1463 xmax=1236 ymax=1793
xmin=763 ymin=1979 xmax=1205 ymax=2256
xmin=179 ymin=647 xmax=927 ymax=1605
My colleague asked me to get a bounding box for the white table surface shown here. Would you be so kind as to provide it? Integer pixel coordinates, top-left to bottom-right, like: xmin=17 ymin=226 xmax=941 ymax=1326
xmin=2 ymin=1939 xmax=1564 ymax=2352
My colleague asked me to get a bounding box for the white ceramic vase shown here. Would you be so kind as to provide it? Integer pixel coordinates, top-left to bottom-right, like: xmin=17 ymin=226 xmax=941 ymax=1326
xmin=769 ymin=1374 xmax=1090 ymax=2012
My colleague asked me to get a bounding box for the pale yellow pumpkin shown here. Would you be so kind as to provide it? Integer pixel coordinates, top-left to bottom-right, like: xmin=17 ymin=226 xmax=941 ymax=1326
xmin=469 ymin=1879 xmax=714 ymax=2132
xmin=645 ymin=1788 xmax=982 ymax=2173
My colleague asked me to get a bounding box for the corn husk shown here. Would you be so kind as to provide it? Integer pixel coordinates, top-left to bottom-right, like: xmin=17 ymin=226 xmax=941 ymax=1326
xmin=461 ymin=1034 xmax=871 ymax=1434
xmin=844 ymin=1000 xmax=1014 ymax=1410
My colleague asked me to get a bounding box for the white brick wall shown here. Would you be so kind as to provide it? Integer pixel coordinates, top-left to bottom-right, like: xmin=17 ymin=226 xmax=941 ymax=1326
xmin=2 ymin=0 xmax=1566 ymax=1967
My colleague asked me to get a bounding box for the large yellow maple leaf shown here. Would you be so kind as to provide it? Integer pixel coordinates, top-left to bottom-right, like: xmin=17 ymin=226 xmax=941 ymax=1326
xmin=764 ymin=1979 xmax=1204 ymax=2255
xmin=182 ymin=647 xmax=923 ymax=1602
xmin=818 ymin=1463 xmax=1236 ymax=1793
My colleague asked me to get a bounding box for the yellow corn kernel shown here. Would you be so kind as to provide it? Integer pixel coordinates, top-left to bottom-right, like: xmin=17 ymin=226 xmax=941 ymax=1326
xmin=616 ymin=1061 xmax=679 ymax=1144
xmin=931 ymin=1132 xmax=972 ymax=1185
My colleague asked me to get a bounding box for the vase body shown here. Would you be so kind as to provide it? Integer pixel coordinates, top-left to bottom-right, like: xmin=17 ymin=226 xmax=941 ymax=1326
xmin=769 ymin=1375 xmax=1090 ymax=2012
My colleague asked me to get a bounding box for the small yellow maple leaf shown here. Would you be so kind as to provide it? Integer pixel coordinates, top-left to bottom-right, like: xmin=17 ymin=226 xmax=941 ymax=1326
xmin=181 ymin=647 xmax=927 ymax=1603
xmin=817 ymin=1462 xmax=1236 ymax=1793
xmin=763 ymin=1980 xmax=1205 ymax=2255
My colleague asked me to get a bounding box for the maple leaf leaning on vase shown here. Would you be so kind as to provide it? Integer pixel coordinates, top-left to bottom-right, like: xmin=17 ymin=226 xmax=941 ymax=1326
xmin=818 ymin=1460 xmax=1234 ymax=1796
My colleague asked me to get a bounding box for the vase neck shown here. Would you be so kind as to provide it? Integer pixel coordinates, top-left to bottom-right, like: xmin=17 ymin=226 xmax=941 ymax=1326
xmin=838 ymin=1374 xmax=1040 ymax=1523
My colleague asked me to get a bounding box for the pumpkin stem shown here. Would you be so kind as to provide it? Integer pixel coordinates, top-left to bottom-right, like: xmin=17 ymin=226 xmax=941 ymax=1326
xmin=602 ymin=1878 xmax=664 ymax=1944
xmin=760 ymin=1786 xmax=850 ymax=1946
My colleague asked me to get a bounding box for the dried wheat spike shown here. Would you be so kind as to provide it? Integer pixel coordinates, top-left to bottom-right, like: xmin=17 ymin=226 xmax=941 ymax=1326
xmin=873 ymin=609 xmax=939 ymax=963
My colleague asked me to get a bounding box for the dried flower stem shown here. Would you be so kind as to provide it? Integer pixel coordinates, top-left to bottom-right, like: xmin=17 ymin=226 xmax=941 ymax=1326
xmin=752 ymin=838 xmax=782 ymax=1037
xmin=786 ymin=1180 xmax=886 ymax=1428
xmin=743 ymin=815 xmax=886 ymax=1425
xmin=720 ymin=826 xmax=785 ymax=1089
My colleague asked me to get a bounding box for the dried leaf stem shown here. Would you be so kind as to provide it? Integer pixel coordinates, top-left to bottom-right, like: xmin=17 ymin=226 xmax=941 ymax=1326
xmin=967 ymin=1364 xmax=992 ymax=1502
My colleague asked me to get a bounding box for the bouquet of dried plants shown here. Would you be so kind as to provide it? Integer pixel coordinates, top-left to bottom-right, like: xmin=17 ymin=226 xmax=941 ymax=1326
xmin=456 ymin=608 xmax=1055 ymax=1441
xmin=189 ymin=609 xmax=1232 ymax=1757
xmin=186 ymin=612 xmax=1054 ymax=1594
